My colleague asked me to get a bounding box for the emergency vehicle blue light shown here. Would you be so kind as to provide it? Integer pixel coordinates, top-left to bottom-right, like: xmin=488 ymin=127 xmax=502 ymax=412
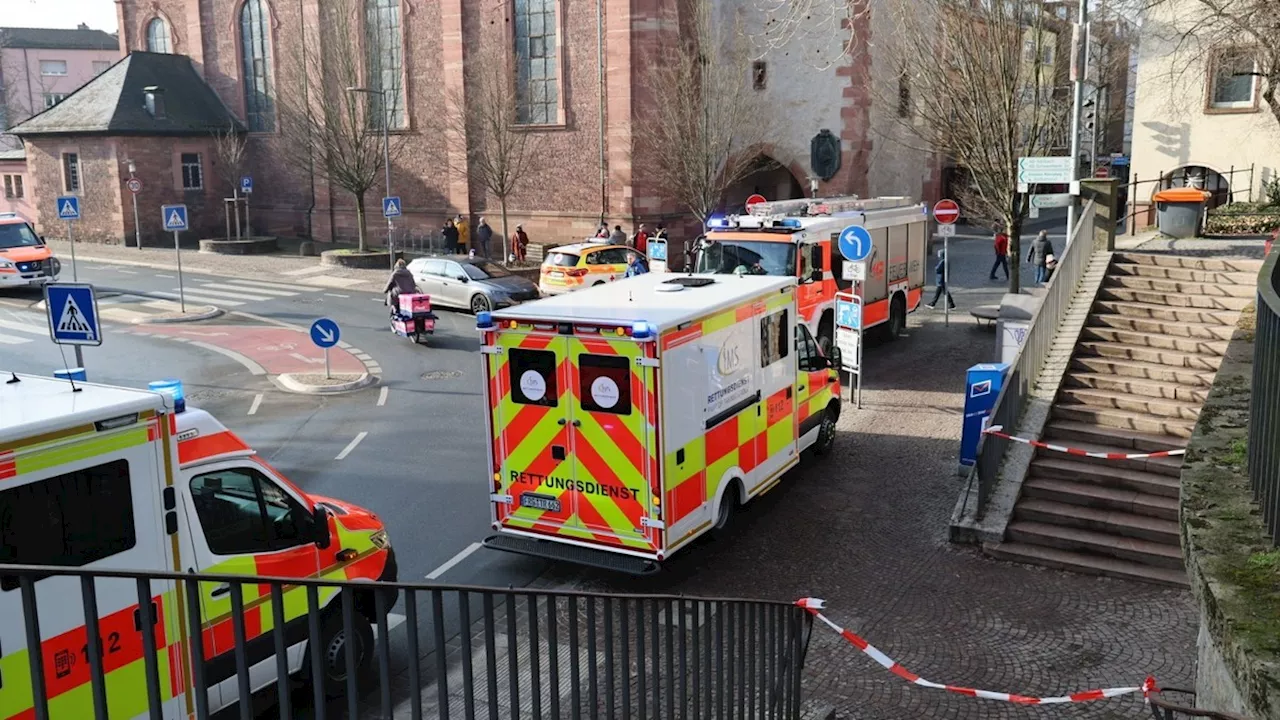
xmin=708 ymin=217 xmax=730 ymax=228
xmin=632 ymin=321 xmax=654 ymax=340
xmin=149 ymin=379 xmax=186 ymax=413
xmin=476 ymin=311 xmax=495 ymax=330
xmin=780 ymin=218 xmax=802 ymax=228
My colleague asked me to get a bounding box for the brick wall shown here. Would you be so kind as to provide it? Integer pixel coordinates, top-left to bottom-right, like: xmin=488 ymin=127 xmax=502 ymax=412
xmin=23 ymin=138 xmax=124 ymax=243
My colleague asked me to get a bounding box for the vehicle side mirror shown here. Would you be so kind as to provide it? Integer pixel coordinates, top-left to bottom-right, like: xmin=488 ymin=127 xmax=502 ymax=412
xmin=809 ymin=269 xmax=823 ymax=283
xmin=313 ymin=504 xmax=332 ymax=549
xmin=455 ymin=275 xmax=469 ymax=283
xmin=39 ymin=236 xmax=46 ymax=243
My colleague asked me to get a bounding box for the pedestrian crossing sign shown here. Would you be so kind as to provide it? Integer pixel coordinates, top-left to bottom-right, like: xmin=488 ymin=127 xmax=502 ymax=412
xmin=44 ymin=283 xmax=102 ymax=346
xmin=162 ymin=204 xmax=189 ymax=231
xmin=56 ymin=196 xmax=80 ymax=221
xmin=382 ymin=196 xmax=401 ymax=218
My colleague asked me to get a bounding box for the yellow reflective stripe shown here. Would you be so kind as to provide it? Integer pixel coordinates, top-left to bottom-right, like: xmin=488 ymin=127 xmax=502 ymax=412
xmin=665 ymin=439 xmax=704 ymax=488
xmin=702 ymin=307 xmax=739 ymax=336
xmin=766 ymin=291 xmax=793 ymax=311
xmin=706 ymin=450 xmax=738 ymax=500
xmin=16 ymin=426 xmax=151 ymax=474
xmin=767 ymin=413 xmax=793 ymax=456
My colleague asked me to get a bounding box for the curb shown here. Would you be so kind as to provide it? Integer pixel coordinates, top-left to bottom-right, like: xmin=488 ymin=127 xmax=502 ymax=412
xmin=131 ymin=306 xmax=224 ymax=324
xmin=274 ymin=372 xmax=377 ymax=395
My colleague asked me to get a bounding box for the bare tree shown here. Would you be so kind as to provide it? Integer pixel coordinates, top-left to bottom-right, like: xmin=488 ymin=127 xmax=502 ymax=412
xmin=275 ymin=0 xmax=406 ymax=252
xmin=632 ymin=0 xmax=777 ymax=229
xmin=440 ymin=43 xmax=546 ymax=262
xmin=211 ymin=124 xmax=249 ymax=238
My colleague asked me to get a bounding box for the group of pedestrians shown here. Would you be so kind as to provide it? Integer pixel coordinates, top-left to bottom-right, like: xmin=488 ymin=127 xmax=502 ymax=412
xmin=438 ymin=215 xmax=531 ymax=263
xmin=928 ymin=228 xmax=1058 ymax=311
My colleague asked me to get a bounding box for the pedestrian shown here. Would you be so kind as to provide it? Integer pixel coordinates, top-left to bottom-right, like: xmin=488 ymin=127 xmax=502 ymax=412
xmin=512 ymin=224 xmax=529 ymax=264
xmin=624 ymin=251 xmax=648 ymax=277
xmin=654 ymin=223 xmax=669 ymax=241
xmin=1027 ymin=230 xmax=1055 ymax=284
xmin=610 ymin=224 xmax=628 ymax=245
xmin=989 ymin=229 xmax=1010 ymax=281
xmin=927 ymin=247 xmax=956 ymax=310
xmin=456 ymin=214 xmax=470 ymax=255
xmin=476 ymin=216 xmax=493 ymax=258
xmin=633 ymin=223 xmax=649 ymax=257
xmin=595 ymin=223 xmax=610 ymax=239
xmin=442 ymin=219 xmax=460 ymax=254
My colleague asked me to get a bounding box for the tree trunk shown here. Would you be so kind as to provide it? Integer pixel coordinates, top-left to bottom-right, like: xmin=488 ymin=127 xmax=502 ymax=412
xmin=500 ymin=197 xmax=511 ymax=264
xmin=1007 ymin=213 xmax=1023 ymax=295
xmin=355 ymin=192 xmax=368 ymax=253
xmin=233 ymin=188 xmax=242 ymax=240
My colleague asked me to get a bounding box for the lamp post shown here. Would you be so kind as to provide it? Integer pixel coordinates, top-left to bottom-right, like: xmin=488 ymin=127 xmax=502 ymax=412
xmin=1065 ymin=0 xmax=1089 ymax=246
xmin=346 ymin=86 xmax=393 ymax=270
xmin=127 ymin=160 xmax=141 ymax=250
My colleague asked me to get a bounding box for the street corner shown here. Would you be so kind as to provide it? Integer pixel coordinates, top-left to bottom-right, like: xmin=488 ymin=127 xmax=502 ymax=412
xmin=126 ymin=324 xmax=380 ymax=391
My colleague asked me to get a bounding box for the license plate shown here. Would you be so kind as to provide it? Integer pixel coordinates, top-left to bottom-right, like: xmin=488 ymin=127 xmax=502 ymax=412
xmin=520 ymin=493 xmax=561 ymax=513
xmin=549 ymin=272 xmax=564 ymax=279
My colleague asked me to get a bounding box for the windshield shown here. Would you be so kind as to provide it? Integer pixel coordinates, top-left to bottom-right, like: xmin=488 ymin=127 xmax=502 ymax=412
xmin=0 ymin=223 xmax=42 ymax=250
xmin=696 ymin=239 xmax=796 ymax=276
xmin=544 ymin=252 xmax=580 ymax=268
xmin=464 ymin=261 xmax=512 ymax=280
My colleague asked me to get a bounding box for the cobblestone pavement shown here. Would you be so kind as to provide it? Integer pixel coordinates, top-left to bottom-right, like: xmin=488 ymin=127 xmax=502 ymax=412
xmin=537 ymin=237 xmax=1197 ymax=719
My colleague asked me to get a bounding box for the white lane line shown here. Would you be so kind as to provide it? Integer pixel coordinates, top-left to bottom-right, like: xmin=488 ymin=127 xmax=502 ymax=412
xmin=377 ymin=386 xmax=388 ymax=406
xmin=426 ymin=542 xmax=482 ymax=580
xmin=211 ymin=277 xmax=316 ymax=291
xmin=324 ymin=293 xmax=350 ymax=298
xmin=248 ymin=393 xmax=264 ymax=415
xmin=335 ymin=431 xmax=368 ymax=460
xmin=179 ymin=286 xmax=275 ymax=302
xmin=156 ymin=273 xmax=175 ymax=278
xmin=0 ymin=319 xmax=47 ymax=335
xmin=186 ymin=340 xmax=267 ymax=375
xmin=207 ymin=282 xmax=300 ymax=297
xmin=0 ymin=335 xmax=33 ymax=345
xmin=149 ymin=290 xmax=245 ymax=306
xmin=117 ymin=269 xmax=139 ymax=274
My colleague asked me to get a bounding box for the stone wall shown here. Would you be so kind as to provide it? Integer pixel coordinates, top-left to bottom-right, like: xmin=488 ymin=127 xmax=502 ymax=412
xmin=1180 ymin=303 xmax=1280 ymax=720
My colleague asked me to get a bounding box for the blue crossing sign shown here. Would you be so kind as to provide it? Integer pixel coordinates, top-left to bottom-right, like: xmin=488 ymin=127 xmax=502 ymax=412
xmin=45 ymin=283 xmax=101 ymax=346
xmin=837 ymin=224 xmax=873 ymax=262
xmin=382 ymin=196 xmax=402 ymax=218
xmin=310 ymin=318 xmax=340 ymax=348
xmin=240 ymin=176 xmax=253 ymax=194
xmin=836 ymin=297 xmax=861 ymax=330
xmin=56 ymin=196 xmax=80 ymax=221
xmin=162 ymin=204 xmax=189 ymax=232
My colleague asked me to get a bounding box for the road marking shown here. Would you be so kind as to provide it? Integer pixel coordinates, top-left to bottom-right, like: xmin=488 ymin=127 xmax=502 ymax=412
xmin=248 ymin=393 xmax=264 ymax=415
xmin=180 ymin=286 xmax=275 ymax=301
xmin=185 ymin=340 xmax=267 ymax=375
xmin=377 ymin=386 xmax=388 ymax=406
xmin=0 ymin=334 xmax=32 ymax=345
xmin=281 ymin=266 xmax=330 ymax=276
xmin=0 ymin=319 xmax=47 ymax=335
xmin=370 ymin=297 xmax=384 ymax=303
xmin=335 ymin=432 xmax=368 ymax=460
xmin=207 ymin=282 xmax=302 ymax=297
xmin=324 ymin=293 xmax=350 ymax=298
xmin=288 ymin=352 xmax=326 ymax=365
xmin=156 ymin=273 xmax=175 ymax=278
xmin=211 ymin=277 xmax=316 ymax=292
xmin=150 ymin=290 xmax=244 ymax=306
xmin=426 ymin=542 xmax=482 ymax=580
xmin=117 ymin=269 xmax=139 ymax=274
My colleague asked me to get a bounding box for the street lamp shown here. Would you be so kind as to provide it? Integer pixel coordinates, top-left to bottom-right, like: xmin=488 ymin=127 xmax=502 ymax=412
xmin=1065 ymin=0 xmax=1089 ymax=247
xmin=345 ymin=86 xmax=393 ymax=269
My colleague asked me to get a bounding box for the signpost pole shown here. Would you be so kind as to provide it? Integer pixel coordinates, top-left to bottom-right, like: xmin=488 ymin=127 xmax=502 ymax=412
xmin=173 ymin=230 xmax=185 ymax=313
xmin=128 ymin=165 xmax=142 ymax=251
xmin=1065 ymin=0 xmax=1089 ymax=247
xmin=855 ymin=313 xmax=863 ymax=409
xmin=67 ymin=221 xmax=77 ymax=281
xmin=944 ymin=234 xmax=950 ymax=327
xmin=324 ymin=347 xmax=331 ymax=380
xmin=73 ymin=341 xmax=84 ymax=371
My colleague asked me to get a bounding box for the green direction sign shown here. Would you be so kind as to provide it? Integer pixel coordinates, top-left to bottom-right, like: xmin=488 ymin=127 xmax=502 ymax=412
xmin=1017 ymin=156 xmax=1073 ymax=185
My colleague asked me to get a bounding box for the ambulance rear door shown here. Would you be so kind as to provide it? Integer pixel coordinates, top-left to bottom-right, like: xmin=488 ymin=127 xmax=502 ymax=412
xmin=0 ymin=419 xmax=183 ymax=720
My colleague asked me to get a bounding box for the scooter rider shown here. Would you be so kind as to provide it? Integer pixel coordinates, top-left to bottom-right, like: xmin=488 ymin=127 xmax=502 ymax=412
xmin=383 ymin=258 xmax=419 ymax=314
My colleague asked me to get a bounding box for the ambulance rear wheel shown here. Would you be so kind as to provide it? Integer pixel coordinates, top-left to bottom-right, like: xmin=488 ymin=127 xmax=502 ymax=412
xmin=713 ymin=483 xmax=740 ymax=533
xmin=313 ymin=610 xmax=374 ymax=698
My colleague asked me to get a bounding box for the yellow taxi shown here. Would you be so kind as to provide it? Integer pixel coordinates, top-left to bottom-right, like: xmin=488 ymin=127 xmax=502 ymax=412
xmin=538 ymin=242 xmax=645 ymax=296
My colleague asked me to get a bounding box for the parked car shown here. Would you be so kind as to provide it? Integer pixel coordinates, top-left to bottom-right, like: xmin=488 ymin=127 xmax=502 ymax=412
xmin=538 ymin=243 xmax=646 ymax=296
xmin=0 ymin=215 xmax=61 ymax=290
xmin=407 ymin=256 xmax=540 ymax=314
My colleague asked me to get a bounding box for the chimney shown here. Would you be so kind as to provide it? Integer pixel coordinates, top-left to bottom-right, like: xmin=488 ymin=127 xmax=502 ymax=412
xmin=77 ymin=23 xmax=88 ymax=30
xmin=143 ymin=86 xmax=166 ymax=120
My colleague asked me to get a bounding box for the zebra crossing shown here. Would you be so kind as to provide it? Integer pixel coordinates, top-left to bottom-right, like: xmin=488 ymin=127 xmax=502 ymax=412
xmin=0 ymin=315 xmax=47 ymax=346
xmin=141 ymin=278 xmax=328 ymax=310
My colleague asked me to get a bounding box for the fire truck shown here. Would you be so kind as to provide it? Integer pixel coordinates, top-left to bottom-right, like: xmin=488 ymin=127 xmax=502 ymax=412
xmin=691 ymin=196 xmax=930 ymax=353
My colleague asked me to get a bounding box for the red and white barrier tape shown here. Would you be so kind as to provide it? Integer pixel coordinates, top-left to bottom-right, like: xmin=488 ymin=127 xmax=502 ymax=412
xmin=983 ymin=425 xmax=1185 ymax=460
xmin=796 ymin=598 xmax=1158 ymax=705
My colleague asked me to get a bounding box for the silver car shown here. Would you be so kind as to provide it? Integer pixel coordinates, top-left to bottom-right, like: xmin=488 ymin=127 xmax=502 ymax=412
xmin=407 ymin=256 xmax=541 ymax=314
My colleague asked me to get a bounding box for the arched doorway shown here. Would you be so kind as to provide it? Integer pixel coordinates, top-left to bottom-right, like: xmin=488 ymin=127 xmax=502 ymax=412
xmin=1159 ymin=165 xmax=1231 ymax=209
xmin=722 ymin=155 xmax=805 ymax=213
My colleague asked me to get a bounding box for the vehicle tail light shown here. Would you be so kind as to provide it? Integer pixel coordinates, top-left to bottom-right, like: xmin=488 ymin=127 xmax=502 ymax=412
xmin=566 ymin=268 xmax=589 ymax=277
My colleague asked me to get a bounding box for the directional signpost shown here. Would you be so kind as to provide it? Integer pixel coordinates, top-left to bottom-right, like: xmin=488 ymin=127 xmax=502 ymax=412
xmin=56 ymin=196 xmax=80 ymax=281
xmin=835 ymin=292 xmax=863 ymax=409
xmin=45 ymin=282 xmax=100 ymax=379
xmin=310 ymin=318 xmax=341 ymax=379
xmin=162 ymin=204 xmax=189 ymax=312
xmin=933 ymin=199 xmax=960 ymax=327
xmin=1016 ymin=156 xmax=1073 ymax=191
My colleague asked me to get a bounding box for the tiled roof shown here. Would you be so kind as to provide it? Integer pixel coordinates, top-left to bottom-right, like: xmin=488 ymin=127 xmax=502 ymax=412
xmin=0 ymin=149 xmax=25 ymax=162
xmin=9 ymin=52 xmax=245 ymax=137
xmin=0 ymin=26 xmax=119 ymax=51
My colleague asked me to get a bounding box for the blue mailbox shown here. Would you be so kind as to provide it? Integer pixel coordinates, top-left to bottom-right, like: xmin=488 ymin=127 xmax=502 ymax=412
xmin=960 ymin=362 xmax=1009 ymax=468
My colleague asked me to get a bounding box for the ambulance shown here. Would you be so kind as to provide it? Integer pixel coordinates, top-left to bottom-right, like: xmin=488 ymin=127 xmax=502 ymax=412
xmin=478 ymin=273 xmax=842 ymax=573
xmin=0 ymin=373 xmax=396 ymax=718
xmin=692 ymin=195 xmax=930 ymax=353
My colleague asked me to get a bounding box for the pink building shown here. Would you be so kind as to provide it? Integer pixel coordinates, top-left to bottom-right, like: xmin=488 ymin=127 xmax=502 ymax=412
xmin=1 ymin=25 xmax=120 ymax=219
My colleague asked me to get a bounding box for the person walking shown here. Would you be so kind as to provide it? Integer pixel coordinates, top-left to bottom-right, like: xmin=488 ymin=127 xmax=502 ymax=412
xmin=1027 ymin=230 xmax=1055 ymax=284
xmin=927 ymin=247 xmax=956 ymax=310
xmin=456 ymin=214 xmax=471 ymax=255
xmin=610 ymin=224 xmax=628 ymax=245
xmin=476 ymin=217 xmax=493 ymax=258
xmin=624 ymin=251 xmax=648 ymax=277
xmin=442 ymin=219 xmax=460 ymax=254
xmin=989 ymin=230 xmax=1010 ymax=281
xmin=512 ymin=225 xmax=529 ymax=263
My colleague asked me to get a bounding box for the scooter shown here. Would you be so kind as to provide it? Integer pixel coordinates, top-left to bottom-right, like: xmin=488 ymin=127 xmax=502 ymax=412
xmin=389 ymin=291 xmax=438 ymax=345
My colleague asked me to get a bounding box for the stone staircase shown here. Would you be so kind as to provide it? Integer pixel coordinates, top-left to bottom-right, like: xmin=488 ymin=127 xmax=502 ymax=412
xmin=985 ymin=252 xmax=1262 ymax=587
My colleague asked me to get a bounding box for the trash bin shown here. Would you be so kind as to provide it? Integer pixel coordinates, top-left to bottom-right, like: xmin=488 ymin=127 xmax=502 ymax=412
xmin=1153 ymin=187 xmax=1211 ymax=239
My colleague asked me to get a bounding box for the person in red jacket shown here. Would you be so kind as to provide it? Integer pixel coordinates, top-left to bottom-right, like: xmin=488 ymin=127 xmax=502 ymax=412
xmin=989 ymin=230 xmax=1010 ymax=281
xmin=633 ymin=223 xmax=649 ymax=257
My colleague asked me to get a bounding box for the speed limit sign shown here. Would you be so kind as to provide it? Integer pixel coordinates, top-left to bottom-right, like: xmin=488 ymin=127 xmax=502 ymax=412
xmin=126 ymin=178 xmax=142 ymax=194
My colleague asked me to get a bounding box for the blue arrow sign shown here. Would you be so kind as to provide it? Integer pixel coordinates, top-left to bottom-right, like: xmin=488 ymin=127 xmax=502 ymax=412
xmin=837 ymin=224 xmax=872 ymax=262
xmin=45 ymin=283 xmax=101 ymax=346
xmin=310 ymin=318 xmax=340 ymax=348
xmin=162 ymin=204 xmax=189 ymax=231
xmin=240 ymin=176 xmax=253 ymax=194
xmin=56 ymin=196 xmax=80 ymax=221
xmin=836 ymin=297 xmax=861 ymax=330
xmin=382 ymin=196 xmax=402 ymax=218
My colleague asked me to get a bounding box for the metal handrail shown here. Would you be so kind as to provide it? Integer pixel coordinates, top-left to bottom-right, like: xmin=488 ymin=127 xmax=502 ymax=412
xmin=1148 ymin=687 xmax=1254 ymax=719
xmin=1248 ymin=246 xmax=1280 ymax=545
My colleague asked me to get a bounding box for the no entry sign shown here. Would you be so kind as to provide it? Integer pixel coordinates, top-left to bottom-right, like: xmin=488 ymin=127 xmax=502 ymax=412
xmin=933 ymin=199 xmax=960 ymax=225
xmin=745 ymin=194 xmax=767 ymax=211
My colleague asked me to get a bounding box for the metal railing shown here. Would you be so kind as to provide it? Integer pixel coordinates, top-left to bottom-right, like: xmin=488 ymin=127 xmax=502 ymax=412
xmin=1249 ymin=246 xmax=1280 ymax=546
xmin=0 ymin=563 xmax=812 ymax=720
xmin=970 ymin=200 xmax=1099 ymax=511
xmin=1148 ymin=688 xmax=1254 ymax=719
xmin=1122 ymin=164 xmax=1257 ymax=236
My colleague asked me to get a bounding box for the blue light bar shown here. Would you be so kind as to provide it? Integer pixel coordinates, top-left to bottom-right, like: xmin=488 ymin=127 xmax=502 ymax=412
xmin=149 ymin=379 xmax=186 ymax=413
xmin=476 ymin=311 xmax=495 ymax=330
xmin=781 ymin=218 xmax=802 ymax=228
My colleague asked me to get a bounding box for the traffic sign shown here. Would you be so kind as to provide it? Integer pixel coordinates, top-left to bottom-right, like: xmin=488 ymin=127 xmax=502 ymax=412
xmin=837 ymin=224 xmax=873 ymax=262
xmin=1030 ymin=193 xmax=1072 ymax=209
xmin=937 ymin=223 xmax=956 ymax=237
xmin=1017 ymin=156 xmax=1073 ymax=184
xmin=745 ymin=193 xmax=767 ymax=211
xmin=836 ymin=297 xmax=861 ymax=330
xmin=126 ymin=178 xmax=142 ymax=194
xmin=162 ymin=204 xmax=189 ymax=231
xmin=841 ymin=261 xmax=866 ymax=282
xmin=1094 ymin=166 xmax=1111 ymax=179
xmin=310 ymin=318 xmax=340 ymax=348
xmin=240 ymin=176 xmax=253 ymax=194
xmin=44 ymin=283 xmax=101 ymax=346
xmin=382 ymin=196 xmax=402 ymax=218
xmin=56 ymin=196 xmax=80 ymax=221
xmin=932 ymin=199 xmax=960 ymax=225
